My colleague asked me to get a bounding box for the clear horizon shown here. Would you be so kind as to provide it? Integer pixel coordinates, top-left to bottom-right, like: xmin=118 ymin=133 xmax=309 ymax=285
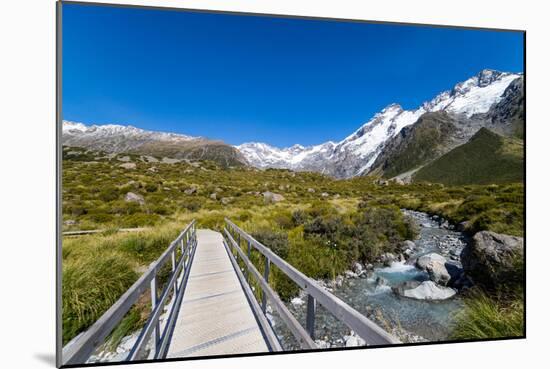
xmin=62 ymin=3 xmax=524 ymax=147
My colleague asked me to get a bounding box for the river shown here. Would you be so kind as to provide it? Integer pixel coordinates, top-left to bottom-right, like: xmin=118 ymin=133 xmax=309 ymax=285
xmin=269 ymin=209 xmax=469 ymax=348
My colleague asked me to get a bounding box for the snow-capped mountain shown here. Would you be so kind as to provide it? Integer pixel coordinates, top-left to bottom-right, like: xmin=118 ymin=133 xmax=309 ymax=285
xmin=62 ymin=121 xmax=197 ymax=152
xmin=62 ymin=121 xmax=247 ymax=167
xmin=237 ymin=69 xmax=523 ymax=178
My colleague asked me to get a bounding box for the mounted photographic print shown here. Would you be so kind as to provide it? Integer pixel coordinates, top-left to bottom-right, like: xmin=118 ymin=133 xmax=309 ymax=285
xmin=56 ymin=1 xmax=526 ymax=367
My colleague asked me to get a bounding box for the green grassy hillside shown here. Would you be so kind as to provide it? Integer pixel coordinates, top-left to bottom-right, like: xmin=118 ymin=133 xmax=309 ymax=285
xmin=413 ymin=128 xmax=524 ymax=186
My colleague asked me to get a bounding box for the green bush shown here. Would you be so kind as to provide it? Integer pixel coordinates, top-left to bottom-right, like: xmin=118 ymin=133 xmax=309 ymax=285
xmin=251 ymin=230 xmax=290 ymax=259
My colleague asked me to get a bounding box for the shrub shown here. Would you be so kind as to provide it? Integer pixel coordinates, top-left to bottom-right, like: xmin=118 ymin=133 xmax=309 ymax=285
xmin=291 ymin=209 xmax=307 ymax=226
xmin=251 ymin=230 xmax=290 ymax=259
xmin=98 ymin=186 xmax=120 ymax=202
xmin=145 ymin=183 xmax=158 ymax=192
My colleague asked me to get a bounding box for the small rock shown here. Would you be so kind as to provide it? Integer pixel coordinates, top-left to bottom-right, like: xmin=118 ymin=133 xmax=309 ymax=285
xmin=125 ymin=192 xmax=144 ymax=205
xmin=290 ymin=297 xmax=304 ymax=307
xmin=119 ymin=162 xmax=136 ymax=169
xmin=210 ymin=193 xmax=217 ymax=200
xmin=307 ymin=188 xmax=316 ymax=193
xmin=352 ymin=262 xmax=365 ymax=276
xmin=344 ymin=331 xmax=366 ymax=347
xmin=401 ymin=240 xmax=416 ymax=251
xmin=221 ymin=197 xmax=232 ymax=205
xmin=184 ymin=186 xmax=197 ymax=195
xmin=321 ymin=192 xmax=329 ymax=197
xmin=64 ymin=219 xmax=76 ymax=226
xmin=344 ymin=270 xmax=358 ymax=279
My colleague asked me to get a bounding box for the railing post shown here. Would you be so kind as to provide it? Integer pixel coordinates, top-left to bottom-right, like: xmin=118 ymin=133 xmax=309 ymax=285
xmin=171 ymin=249 xmax=178 ymax=291
xmin=262 ymin=257 xmax=270 ymax=313
xmin=150 ymin=275 xmax=160 ymax=356
xmin=306 ymin=294 xmax=316 ymax=340
xmin=246 ymin=240 xmax=252 ymax=281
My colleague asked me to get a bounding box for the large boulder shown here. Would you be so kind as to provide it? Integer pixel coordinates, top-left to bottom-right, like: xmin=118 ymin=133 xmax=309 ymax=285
xmin=415 ymin=253 xmax=451 ymax=285
xmin=393 ymin=281 xmax=456 ymax=300
xmin=461 ymin=231 xmax=524 ymax=289
xmin=262 ymin=191 xmax=285 ymax=203
xmin=125 ymin=192 xmax=144 ymax=205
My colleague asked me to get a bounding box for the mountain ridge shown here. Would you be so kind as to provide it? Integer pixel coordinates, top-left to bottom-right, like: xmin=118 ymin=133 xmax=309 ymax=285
xmin=237 ymin=69 xmax=523 ymax=178
xmin=61 ymin=69 xmax=523 ymax=178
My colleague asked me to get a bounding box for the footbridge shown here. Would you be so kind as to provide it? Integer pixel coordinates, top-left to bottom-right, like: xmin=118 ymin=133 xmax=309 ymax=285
xmin=61 ymin=219 xmax=399 ymax=365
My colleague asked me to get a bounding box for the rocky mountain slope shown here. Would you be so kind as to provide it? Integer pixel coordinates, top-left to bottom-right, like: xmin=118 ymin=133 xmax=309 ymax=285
xmin=369 ymin=73 xmax=524 ymax=179
xmin=238 ymin=69 xmax=523 ymax=178
xmin=62 ymin=121 xmax=246 ymax=167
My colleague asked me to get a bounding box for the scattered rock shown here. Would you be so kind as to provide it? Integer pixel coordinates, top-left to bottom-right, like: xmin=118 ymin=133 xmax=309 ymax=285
xmin=400 ymin=240 xmax=416 ymax=251
xmin=352 ymin=262 xmax=366 ymax=276
xmin=344 ymin=270 xmax=359 ymax=279
xmin=393 ymin=281 xmax=456 ymax=300
xmin=315 ymin=339 xmax=331 ymax=349
xmin=210 ymin=193 xmax=217 ymax=200
xmin=148 ymin=166 xmax=158 ymax=173
xmin=343 ymin=331 xmax=366 ymax=347
xmin=262 ymin=191 xmax=285 ymax=203
xmin=221 ymin=197 xmax=232 ymax=205
xmin=321 ymin=192 xmax=330 ymax=198
xmin=307 ymin=188 xmax=316 ymax=193
xmin=184 ymin=186 xmax=197 ymax=195
xmin=461 ymin=231 xmax=524 ymax=289
xmin=161 ymin=157 xmax=180 ymax=164
xmin=125 ymin=192 xmax=144 ymax=205
xmin=380 ymin=252 xmax=396 ymax=266
xmin=64 ymin=219 xmax=76 ymax=226
xmin=117 ymin=155 xmax=131 ymax=162
xmin=290 ymin=297 xmax=305 ymax=307
xmin=119 ymin=162 xmax=136 ymax=169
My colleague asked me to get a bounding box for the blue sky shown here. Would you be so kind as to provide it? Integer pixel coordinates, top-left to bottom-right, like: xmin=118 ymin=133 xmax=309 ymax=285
xmin=62 ymin=3 xmax=524 ymax=147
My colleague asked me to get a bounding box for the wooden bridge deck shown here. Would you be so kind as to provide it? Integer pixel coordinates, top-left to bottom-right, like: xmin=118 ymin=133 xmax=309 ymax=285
xmin=61 ymin=220 xmax=398 ymax=366
xmin=166 ymin=229 xmax=269 ymax=358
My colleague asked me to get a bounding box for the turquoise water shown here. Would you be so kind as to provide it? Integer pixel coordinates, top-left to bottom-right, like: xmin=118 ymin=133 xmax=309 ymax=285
xmin=270 ymin=210 xmax=468 ymax=347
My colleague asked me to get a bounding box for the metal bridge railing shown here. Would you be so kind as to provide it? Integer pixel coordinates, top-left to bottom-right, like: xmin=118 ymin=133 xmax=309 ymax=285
xmin=62 ymin=220 xmax=197 ymax=366
xmin=223 ymin=218 xmax=400 ymax=350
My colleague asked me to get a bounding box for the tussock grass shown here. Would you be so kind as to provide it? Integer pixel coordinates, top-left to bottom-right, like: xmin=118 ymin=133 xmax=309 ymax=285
xmin=451 ymin=288 xmax=524 ymax=340
xmin=62 ymin=250 xmax=138 ymax=344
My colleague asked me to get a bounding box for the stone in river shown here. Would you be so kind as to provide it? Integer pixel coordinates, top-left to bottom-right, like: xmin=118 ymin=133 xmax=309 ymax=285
xmin=393 ymin=281 xmax=456 ymax=300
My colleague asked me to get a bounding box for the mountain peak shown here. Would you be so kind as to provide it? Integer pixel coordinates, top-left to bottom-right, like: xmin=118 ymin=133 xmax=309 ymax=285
xmin=476 ymin=69 xmax=505 ymax=87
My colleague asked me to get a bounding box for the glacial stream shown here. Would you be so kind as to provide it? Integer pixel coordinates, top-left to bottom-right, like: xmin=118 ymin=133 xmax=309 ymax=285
xmin=269 ymin=210 xmax=469 ymax=349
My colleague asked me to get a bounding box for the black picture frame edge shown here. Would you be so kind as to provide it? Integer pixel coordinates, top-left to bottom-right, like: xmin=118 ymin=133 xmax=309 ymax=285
xmin=55 ymin=1 xmax=527 ymax=368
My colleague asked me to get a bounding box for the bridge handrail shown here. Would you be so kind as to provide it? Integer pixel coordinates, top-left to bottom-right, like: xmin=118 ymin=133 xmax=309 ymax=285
xmin=224 ymin=218 xmax=399 ymax=347
xmin=62 ymin=220 xmax=197 ymax=365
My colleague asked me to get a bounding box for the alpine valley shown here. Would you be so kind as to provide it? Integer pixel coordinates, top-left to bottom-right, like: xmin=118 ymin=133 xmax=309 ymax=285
xmin=63 ymin=69 xmax=524 ymax=184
